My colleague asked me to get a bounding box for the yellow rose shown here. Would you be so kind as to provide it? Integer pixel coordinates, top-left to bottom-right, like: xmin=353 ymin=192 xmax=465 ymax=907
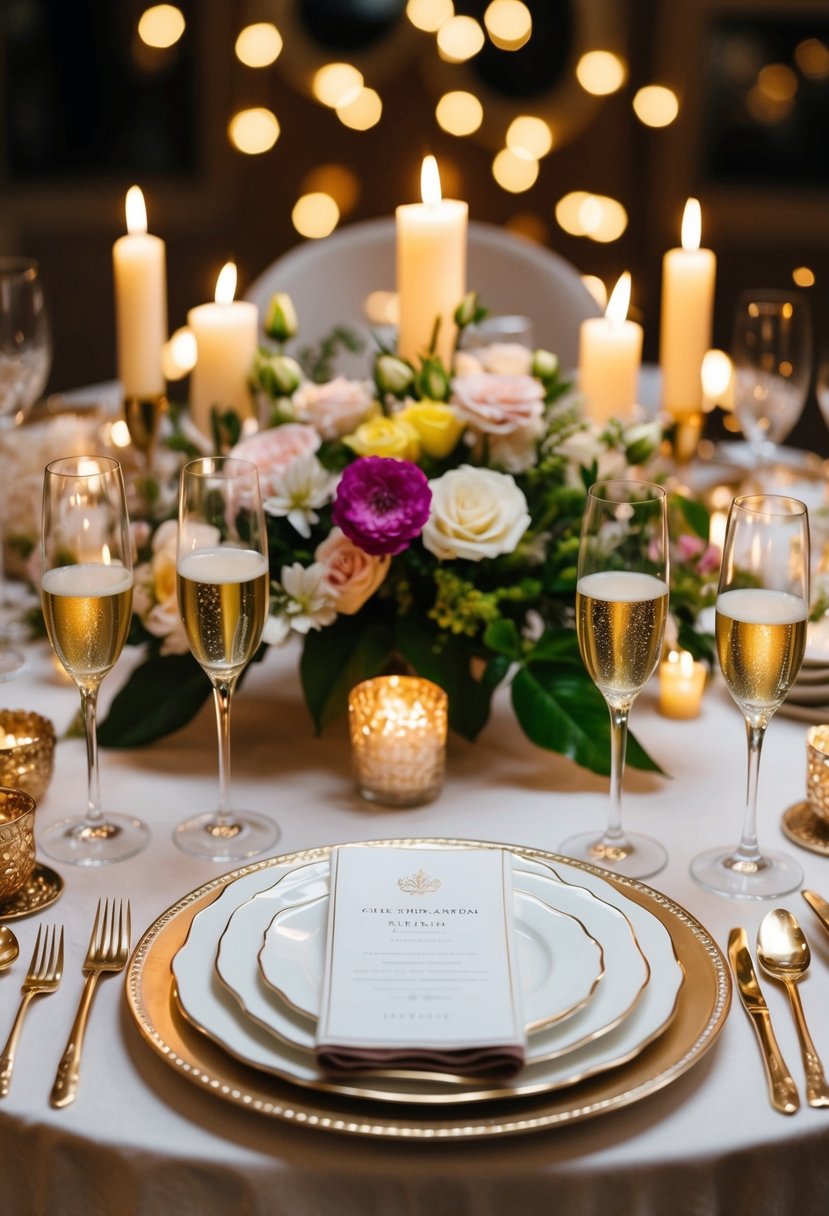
xmin=151 ymin=548 xmax=177 ymax=604
xmin=397 ymin=400 xmax=464 ymax=460
xmin=344 ymin=415 xmax=421 ymax=460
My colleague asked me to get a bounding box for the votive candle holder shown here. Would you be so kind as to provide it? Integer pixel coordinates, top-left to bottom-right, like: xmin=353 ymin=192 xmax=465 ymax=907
xmin=806 ymin=724 xmax=829 ymax=822
xmin=348 ymin=675 xmax=448 ymax=807
xmin=0 ymin=787 xmax=37 ymax=903
xmin=0 ymin=710 xmax=56 ymax=802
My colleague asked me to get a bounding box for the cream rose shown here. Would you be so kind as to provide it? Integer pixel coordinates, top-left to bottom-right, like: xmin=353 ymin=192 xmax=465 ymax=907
xmin=478 ymin=342 xmax=533 ymax=376
xmin=230 ymin=425 xmax=321 ymax=492
xmin=314 ymin=527 xmax=390 ymax=615
xmin=421 ymin=465 xmax=531 ymax=562
xmin=450 ymin=372 xmax=544 ymax=436
xmin=133 ymin=519 xmax=220 ymax=655
xmin=293 ymin=376 xmax=377 ymax=440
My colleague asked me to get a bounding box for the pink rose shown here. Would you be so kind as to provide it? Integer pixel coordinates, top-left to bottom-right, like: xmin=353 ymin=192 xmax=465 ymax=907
xmin=314 ymin=526 xmax=390 ymax=615
xmin=450 ymin=373 xmax=545 ymax=436
xmin=230 ymin=425 xmax=321 ymax=492
xmin=293 ymin=376 xmax=377 ymax=440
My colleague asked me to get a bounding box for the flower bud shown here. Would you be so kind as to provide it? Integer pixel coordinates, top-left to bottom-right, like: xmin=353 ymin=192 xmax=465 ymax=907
xmin=454 ymin=290 xmax=480 ymax=329
xmin=252 ymin=349 xmax=303 ymax=397
xmin=374 ymin=353 xmax=414 ymax=398
xmin=264 ymin=293 xmax=298 ymax=342
xmin=531 ymin=348 xmax=559 ymax=381
xmin=623 ymin=421 xmax=662 ymax=466
xmin=416 ymin=356 xmax=450 ymax=402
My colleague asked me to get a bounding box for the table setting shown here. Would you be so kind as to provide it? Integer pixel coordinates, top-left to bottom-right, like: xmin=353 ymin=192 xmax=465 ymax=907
xmin=3 ymin=152 xmax=829 ymax=1216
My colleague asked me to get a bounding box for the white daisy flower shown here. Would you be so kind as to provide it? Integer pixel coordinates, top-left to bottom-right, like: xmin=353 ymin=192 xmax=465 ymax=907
xmin=263 ymin=454 xmax=337 ymax=539
xmin=265 ymin=561 xmax=336 ymax=644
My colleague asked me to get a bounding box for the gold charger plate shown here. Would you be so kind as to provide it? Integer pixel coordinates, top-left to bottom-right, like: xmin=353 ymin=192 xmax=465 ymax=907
xmin=125 ymin=838 xmax=731 ymax=1141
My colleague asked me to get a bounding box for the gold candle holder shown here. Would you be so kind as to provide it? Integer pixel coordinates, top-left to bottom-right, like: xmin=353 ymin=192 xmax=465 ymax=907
xmin=123 ymin=392 xmax=168 ymax=465
xmin=807 ymin=725 xmax=829 ymax=822
xmin=0 ymin=710 xmax=55 ymax=802
xmin=348 ymin=675 xmax=448 ymax=807
xmin=0 ymin=787 xmax=37 ymax=903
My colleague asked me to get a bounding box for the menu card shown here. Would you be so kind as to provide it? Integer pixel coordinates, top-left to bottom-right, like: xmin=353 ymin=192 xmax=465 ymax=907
xmin=315 ymin=845 xmax=526 ymax=1077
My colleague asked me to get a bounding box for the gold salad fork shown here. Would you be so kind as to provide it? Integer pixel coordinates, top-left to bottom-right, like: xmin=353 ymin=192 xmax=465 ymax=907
xmin=50 ymin=898 xmax=131 ymax=1109
xmin=0 ymin=923 xmax=64 ymax=1097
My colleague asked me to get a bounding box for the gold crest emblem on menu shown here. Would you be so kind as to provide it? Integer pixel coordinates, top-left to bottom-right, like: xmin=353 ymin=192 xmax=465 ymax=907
xmin=397 ymin=868 xmax=441 ymax=896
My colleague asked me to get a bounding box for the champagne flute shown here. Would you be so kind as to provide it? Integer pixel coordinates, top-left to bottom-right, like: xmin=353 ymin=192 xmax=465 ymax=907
xmin=40 ymin=456 xmax=149 ymax=865
xmin=560 ymin=480 xmax=669 ymax=878
xmin=0 ymin=257 xmax=52 ymax=678
xmin=174 ymin=456 xmax=278 ymax=860
xmin=691 ymin=494 xmax=808 ymax=898
xmin=731 ymin=289 xmax=812 ymax=467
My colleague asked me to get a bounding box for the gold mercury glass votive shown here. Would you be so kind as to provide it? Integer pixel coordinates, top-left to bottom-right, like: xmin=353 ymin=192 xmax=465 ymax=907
xmin=348 ymin=675 xmax=448 ymax=807
xmin=0 ymin=787 xmax=37 ymax=902
xmin=0 ymin=710 xmax=56 ymax=802
xmin=806 ymin=725 xmax=829 ymax=822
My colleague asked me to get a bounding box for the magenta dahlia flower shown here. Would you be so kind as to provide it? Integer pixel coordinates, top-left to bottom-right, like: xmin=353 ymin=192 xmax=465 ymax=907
xmin=331 ymin=457 xmax=432 ymax=557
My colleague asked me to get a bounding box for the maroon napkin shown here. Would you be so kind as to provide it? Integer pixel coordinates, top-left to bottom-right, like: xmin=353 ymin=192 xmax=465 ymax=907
xmin=316 ymin=1042 xmax=525 ymax=1079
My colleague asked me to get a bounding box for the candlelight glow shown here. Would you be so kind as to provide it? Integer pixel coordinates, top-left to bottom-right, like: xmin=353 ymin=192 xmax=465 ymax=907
xmin=436 ymin=90 xmax=483 ymax=136
xmin=421 ymin=155 xmax=443 ymax=205
xmin=796 ymin=37 xmax=829 ymax=79
xmin=235 ymin=23 xmax=283 ymax=68
xmin=437 ymin=15 xmax=484 ymax=63
xmin=506 ymin=115 xmax=552 ymax=159
xmin=292 ymin=192 xmax=340 ymax=239
xmin=484 ymin=0 xmax=532 ymax=51
xmin=125 ymin=186 xmax=148 ymax=235
xmin=109 ymin=420 xmax=133 ymax=448
xmin=214 ymin=262 xmax=238 ymax=305
xmin=793 ymin=266 xmax=815 ymax=288
xmin=556 ymin=191 xmax=627 ymax=242
xmin=364 ymin=291 xmax=399 ymax=325
xmin=336 ymin=87 xmax=382 ymax=130
xmin=406 ymin=0 xmax=454 ymax=33
xmin=606 ymin=272 xmax=631 ymax=324
xmin=313 ymin=63 xmax=363 ymax=108
xmin=492 ymin=147 xmax=538 ymax=193
xmin=701 ymin=349 xmax=734 ymax=410
xmin=302 ymin=164 xmax=360 ymax=214
xmin=576 ymin=50 xmax=626 ymax=96
xmin=632 ymin=85 xmax=679 ymax=128
xmin=161 ymin=326 xmax=198 ymax=380
xmin=137 ymin=5 xmax=185 ymax=49
xmin=228 ymin=107 xmax=280 ymax=154
xmin=581 ymin=275 xmax=608 ymax=310
xmin=681 ymin=198 xmax=702 ymax=251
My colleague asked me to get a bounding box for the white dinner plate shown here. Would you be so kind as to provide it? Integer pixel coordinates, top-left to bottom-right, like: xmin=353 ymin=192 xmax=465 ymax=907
xmin=254 ymin=882 xmax=605 ymax=1033
xmin=171 ymin=849 xmax=681 ymax=1100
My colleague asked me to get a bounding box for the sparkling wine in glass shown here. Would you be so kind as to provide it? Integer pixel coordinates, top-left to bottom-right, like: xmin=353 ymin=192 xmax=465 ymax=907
xmin=174 ymin=456 xmax=278 ymax=860
xmin=560 ymin=480 xmax=669 ymax=879
xmin=0 ymin=256 xmax=52 ymax=678
xmin=40 ymin=456 xmax=149 ymax=865
xmin=731 ymin=289 xmax=812 ymax=467
xmin=691 ymin=493 xmax=808 ymax=899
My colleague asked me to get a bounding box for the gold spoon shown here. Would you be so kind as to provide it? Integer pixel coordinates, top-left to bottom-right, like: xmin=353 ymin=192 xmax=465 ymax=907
xmin=757 ymin=908 xmax=829 ymax=1108
xmin=0 ymin=925 xmax=20 ymax=972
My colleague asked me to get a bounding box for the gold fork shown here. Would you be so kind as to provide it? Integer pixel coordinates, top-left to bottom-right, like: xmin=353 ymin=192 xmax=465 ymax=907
xmin=0 ymin=923 xmax=64 ymax=1098
xmin=50 ymin=898 xmax=131 ymax=1109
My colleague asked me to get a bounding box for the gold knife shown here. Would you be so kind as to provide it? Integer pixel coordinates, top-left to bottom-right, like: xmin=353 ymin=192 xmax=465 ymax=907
xmin=727 ymin=927 xmax=800 ymax=1115
xmin=802 ymin=890 xmax=829 ymax=938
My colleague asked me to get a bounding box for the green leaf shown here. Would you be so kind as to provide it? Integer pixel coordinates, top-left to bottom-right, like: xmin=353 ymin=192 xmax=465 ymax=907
xmin=672 ymin=493 xmax=710 ymax=541
xmin=483 ymin=618 xmax=522 ymax=660
xmin=395 ymin=616 xmax=511 ymax=740
xmin=98 ymin=653 xmax=213 ymax=748
xmin=300 ymin=616 xmax=395 ymax=732
xmin=524 ymin=627 xmax=585 ymax=667
xmin=512 ymin=662 xmax=664 ymax=775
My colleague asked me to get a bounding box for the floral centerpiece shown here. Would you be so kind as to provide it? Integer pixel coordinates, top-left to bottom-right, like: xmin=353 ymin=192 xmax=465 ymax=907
xmin=97 ymin=292 xmax=717 ymax=775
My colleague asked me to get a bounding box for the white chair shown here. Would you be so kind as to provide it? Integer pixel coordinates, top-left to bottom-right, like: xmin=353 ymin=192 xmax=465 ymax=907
xmin=245 ymin=217 xmax=600 ymax=377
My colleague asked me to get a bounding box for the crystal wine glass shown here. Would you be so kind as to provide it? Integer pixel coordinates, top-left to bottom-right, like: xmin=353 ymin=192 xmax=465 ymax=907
xmin=174 ymin=456 xmax=278 ymax=860
xmin=40 ymin=456 xmax=149 ymax=865
xmin=691 ymin=493 xmax=808 ymax=898
xmin=731 ymin=289 xmax=812 ymax=467
xmin=560 ymin=480 xmax=669 ymax=878
xmin=0 ymin=257 xmax=52 ymax=678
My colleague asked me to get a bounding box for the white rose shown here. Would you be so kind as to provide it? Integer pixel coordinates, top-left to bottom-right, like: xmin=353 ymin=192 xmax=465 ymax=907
xmin=421 ymin=465 xmax=531 ymax=562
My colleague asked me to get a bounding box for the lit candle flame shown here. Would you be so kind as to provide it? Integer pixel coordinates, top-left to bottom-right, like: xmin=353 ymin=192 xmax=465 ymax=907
xmin=681 ymin=197 xmax=702 ymax=251
xmin=125 ymin=185 xmax=148 ymax=235
xmin=214 ymin=261 xmax=238 ymax=305
xmin=605 ymin=271 xmax=631 ymax=324
xmin=420 ymin=155 xmax=442 ymax=206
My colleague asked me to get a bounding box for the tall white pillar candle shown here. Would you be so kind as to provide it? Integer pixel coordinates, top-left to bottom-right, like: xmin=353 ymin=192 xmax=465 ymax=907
xmin=578 ymin=272 xmax=643 ymax=424
xmin=112 ymin=186 xmax=167 ymax=398
xmin=187 ymin=262 xmax=258 ymax=435
xmin=396 ymin=156 xmax=467 ymax=370
xmin=659 ymin=199 xmax=717 ymax=421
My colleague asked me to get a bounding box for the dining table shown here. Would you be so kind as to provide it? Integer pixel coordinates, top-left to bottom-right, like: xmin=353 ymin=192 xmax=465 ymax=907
xmin=1 ymin=624 xmax=829 ymax=1216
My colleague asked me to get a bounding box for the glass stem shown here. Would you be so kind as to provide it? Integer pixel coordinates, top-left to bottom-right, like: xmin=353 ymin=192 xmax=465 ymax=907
xmin=732 ymin=718 xmax=765 ymax=866
xmin=80 ymin=686 xmax=103 ymax=826
xmin=212 ymin=680 xmax=235 ymax=829
xmin=603 ymin=703 xmax=631 ymax=848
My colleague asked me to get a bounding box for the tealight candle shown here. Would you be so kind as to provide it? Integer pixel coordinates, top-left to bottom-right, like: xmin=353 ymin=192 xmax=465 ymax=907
xmin=112 ymin=185 xmax=168 ymax=399
xmin=658 ymin=650 xmax=706 ymax=720
xmin=0 ymin=710 xmax=56 ymax=802
xmin=578 ymin=272 xmax=643 ymax=424
xmin=396 ymin=156 xmax=467 ymax=370
xmin=659 ymin=199 xmax=716 ymax=423
xmin=348 ymin=675 xmax=448 ymax=807
xmin=187 ymin=262 xmax=258 ymax=436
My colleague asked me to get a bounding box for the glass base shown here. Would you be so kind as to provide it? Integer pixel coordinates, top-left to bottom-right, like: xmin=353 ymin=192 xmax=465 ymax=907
xmin=39 ymin=813 xmax=150 ymax=867
xmin=173 ymin=809 xmax=280 ymax=862
xmin=558 ymin=830 xmax=668 ymax=880
xmin=690 ymin=845 xmax=803 ymax=899
xmin=0 ymin=645 xmax=26 ymax=682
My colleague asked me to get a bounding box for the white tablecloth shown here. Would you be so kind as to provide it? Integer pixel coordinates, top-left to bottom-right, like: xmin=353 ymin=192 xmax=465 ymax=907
xmin=2 ymin=639 xmax=829 ymax=1216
